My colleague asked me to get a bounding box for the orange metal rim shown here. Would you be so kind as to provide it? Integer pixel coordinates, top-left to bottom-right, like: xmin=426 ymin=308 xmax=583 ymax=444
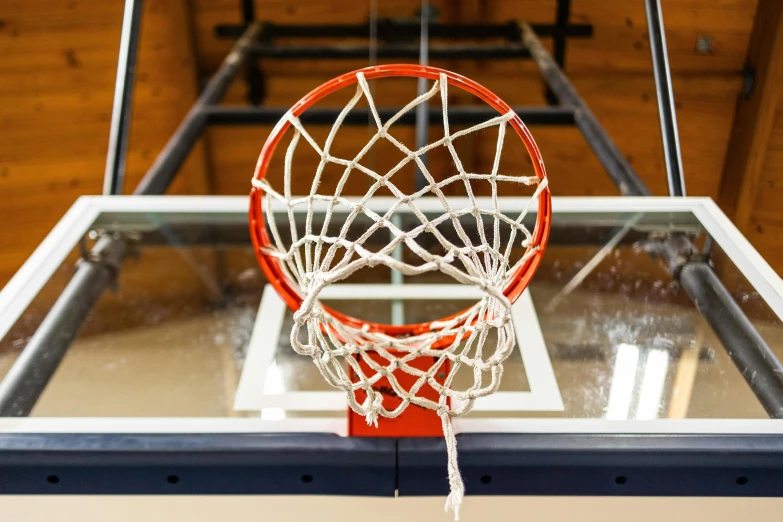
xmin=249 ymin=64 xmax=552 ymax=336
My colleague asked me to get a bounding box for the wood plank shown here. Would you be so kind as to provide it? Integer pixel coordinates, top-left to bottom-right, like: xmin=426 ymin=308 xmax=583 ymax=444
xmin=745 ymin=214 xmax=783 ymax=276
xmin=745 ymin=98 xmax=783 ymax=276
xmin=667 ymin=332 xmax=703 ymax=419
xmin=751 ymin=103 xmax=783 ymax=216
xmin=718 ymin=0 xmax=783 ymax=232
xmin=0 ymin=0 xmax=213 ymax=294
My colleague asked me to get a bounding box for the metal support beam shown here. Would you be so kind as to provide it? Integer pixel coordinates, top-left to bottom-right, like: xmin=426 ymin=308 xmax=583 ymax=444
xmin=134 ymin=24 xmax=261 ymax=195
xmin=102 ymin=0 xmax=144 ymax=196
xmin=205 ymin=106 xmax=576 ymax=126
xmin=520 ymin=23 xmax=651 ymax=197
xmin=215 ymin=21 xmax=593 ymax=41
xmin=241 ymin=0 xmax=254 ymax=23
xmin=545 ymin=0 xmax=571 ymax=105
xmin=248 ymin=43 xmax=530 ymax=60
xmin=0 ymin=236 xmax=127 ymax=416
xmin=102 ymin=222 xmax=651 ymax=249
xmin=644 ymin=0 xmax=686 ymax=196
xmin=644 ymin=233 xmax=783 ymax=419
xmin=679 ymin=263 xmax=783 ymax=418
xmin=552 ymin=0 xmax=571 ymax=67
xmin=241 ymin=0 xmax=264 ymax=105
xmin=414 ymin=0 xmax=431 ymax=191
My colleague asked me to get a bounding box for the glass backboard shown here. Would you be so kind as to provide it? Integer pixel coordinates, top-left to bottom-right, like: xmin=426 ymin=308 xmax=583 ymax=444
xmin=0 ymin=196 xmax=781 ymax=434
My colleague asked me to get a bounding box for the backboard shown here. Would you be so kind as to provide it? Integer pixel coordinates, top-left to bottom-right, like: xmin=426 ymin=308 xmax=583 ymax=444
xmin=0 ymin=195 xmax=782 ymax=497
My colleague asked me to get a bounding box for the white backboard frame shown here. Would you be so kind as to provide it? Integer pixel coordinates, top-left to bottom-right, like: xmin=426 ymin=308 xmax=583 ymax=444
xmin=1 ymin=195 xmax=782 ymax=435
xmin=232 ymin=284 xmax=564 ymax=414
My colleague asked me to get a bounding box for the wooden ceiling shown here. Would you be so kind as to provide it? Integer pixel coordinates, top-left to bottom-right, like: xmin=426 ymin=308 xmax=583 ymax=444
xmin=1 ymin=0 xmax=781 ymax=295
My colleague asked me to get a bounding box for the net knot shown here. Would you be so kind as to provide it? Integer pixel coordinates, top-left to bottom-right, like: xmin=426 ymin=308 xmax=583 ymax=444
xmin=306 ymin=271 xmax=330 ymax=289
xmin=363 ymin=392 xmax=383 ymax=427
xmin=292 ymin=309 xmax=308 ymax=324
xmin=444 ymin=487 xmax=464 ymax=521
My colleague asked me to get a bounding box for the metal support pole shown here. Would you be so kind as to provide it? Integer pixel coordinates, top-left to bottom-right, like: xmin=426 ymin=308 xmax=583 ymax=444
xmin=0 ymin=236 xmax=127 ymax=416
xmin=102 ymin=0 xmax=144 ymax=196
xmin=214 ymin=21 xmax=593 ymax=40
xmin=414 ymin=1 xmax=431 ymax=191
xmin=392 ymin=0 xmax=433 ymax=326
xmin=204 ymin=105 xmax=576 ymax=126
xmin=520 ymin=23 xmax=651 ymax=196
xmin=247 ymin=43 xmax=531 ymax=60
xmin=545 ymin=0 xmax=571 ymax=105
xmin=644 ymin=0 xmax=686 ymax=196
xmin=241 ymin=0 xmax=254 ymax=22
xmin=553 ymin=0 xmax=571 ymax=67
xmin=241 ymin=0 xmax=264 ymax=105
xmin=679 ymin=263 xmax=783 ymax=418
xmin=134 ymin=24 xmax=261 ymax=195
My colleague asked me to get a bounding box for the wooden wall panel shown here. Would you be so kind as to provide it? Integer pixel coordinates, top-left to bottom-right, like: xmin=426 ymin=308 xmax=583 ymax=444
xmin=0 ymin=0 xmax=211 ymax=290
xmin=752 ymin=103 xmax=783 ymax=218
xmin=191 ymin=0 xmax=753 ymax=203
xmin=3 ymin=0 xmax=779 ymax=299
xmin=563 ymin=0 xmax=756 ymax=74
xmin=717 ymin=0 xmax=783 ymax=276
xmin=746 ymin=99 xmax=783 ymax=273
xmin=0 ymin=0 xmax=220 ymax=341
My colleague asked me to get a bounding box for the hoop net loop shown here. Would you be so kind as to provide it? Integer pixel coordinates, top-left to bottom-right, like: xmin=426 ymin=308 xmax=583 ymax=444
xmin=249 ymin=65 xmax=551 ymax=519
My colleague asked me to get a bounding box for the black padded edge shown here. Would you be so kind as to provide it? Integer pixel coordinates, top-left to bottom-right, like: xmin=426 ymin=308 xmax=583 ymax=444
xmin=0 ymin=433 xmax=395 ymax=495
xmin=398 ymin=433 xmax=783 ymax=497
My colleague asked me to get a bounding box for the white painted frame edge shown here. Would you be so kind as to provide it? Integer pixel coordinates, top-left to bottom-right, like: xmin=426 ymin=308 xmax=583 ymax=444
xmin=232 ymin=285 xmax=564 ymax=413
xmin=1 ymin=195 xmax=781 ymax=435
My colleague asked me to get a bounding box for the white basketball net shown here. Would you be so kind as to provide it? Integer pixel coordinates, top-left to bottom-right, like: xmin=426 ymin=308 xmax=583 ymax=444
xmin=252 ymin=72 xmax=548 ymax=519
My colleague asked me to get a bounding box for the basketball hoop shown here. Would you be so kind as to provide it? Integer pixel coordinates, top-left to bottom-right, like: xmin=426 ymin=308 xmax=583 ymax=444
xmin=249 ymin=64 xmax=551 ymax=519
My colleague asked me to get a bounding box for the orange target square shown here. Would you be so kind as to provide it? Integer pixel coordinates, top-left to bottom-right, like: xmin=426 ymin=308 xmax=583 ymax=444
xmin=348 ymin=352 xmax=449 ymax=437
